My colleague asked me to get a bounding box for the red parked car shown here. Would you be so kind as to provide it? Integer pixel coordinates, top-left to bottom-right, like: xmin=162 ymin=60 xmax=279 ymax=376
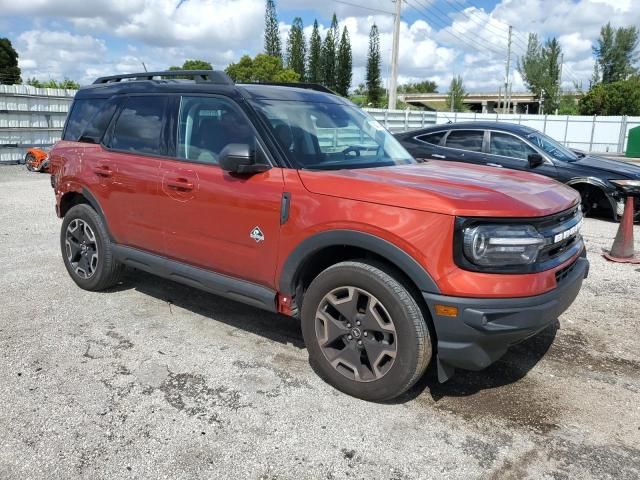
xmin=49 ymin=71 xmax=588 ymax=401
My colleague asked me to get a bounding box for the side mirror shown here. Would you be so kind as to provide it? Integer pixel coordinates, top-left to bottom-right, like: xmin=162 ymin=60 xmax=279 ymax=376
xmin=528 ymin=153 xmax=545 ymax=168
xmin=219 ymin=143 xmax=270 ymax=175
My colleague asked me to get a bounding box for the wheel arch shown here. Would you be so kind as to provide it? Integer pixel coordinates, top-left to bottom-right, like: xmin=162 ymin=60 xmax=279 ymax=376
xmin=59 ymin=188 xmax=113 ymax=238
xmin=278 ymin=230 xmax=441 ymax=312
xmin=566 ymin=177 xmax=618 ymax=217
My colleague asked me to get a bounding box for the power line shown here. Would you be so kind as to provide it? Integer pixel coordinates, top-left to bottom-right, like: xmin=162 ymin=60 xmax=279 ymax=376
xmin=441 ymin=0 xmax=532 ymax=56
xmin=406 ymin=0 xmax=505 ymax=58
xmin=413 ymin=0 xmax=509 ymax=56
xmin=329 ymin=0 xmax=394 ymax=15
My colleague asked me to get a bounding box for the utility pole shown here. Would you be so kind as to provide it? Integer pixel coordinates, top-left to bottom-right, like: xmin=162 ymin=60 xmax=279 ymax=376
xmin=388 ymin=0 xmax=402 ymax=110
xmin=557 ymin=53 xmax=564 ymax=109
xmin=503 ymin=25 xmax=512 ymax=114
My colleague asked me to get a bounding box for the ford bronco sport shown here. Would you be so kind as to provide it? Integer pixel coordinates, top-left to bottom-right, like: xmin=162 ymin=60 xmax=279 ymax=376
xmin=49 ymin=71 xmax=589 ymax=401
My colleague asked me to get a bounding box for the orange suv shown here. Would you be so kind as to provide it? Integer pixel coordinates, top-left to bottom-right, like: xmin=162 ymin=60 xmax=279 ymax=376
xmin=49 ymin=71 xmax=588 ymax=401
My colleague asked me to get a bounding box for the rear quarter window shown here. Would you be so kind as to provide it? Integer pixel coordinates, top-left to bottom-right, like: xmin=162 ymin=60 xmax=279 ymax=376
xmin=416 ymin=131 xmax=446 ymax=145
xmin=63 ymin=98 xmax=108 ymax=141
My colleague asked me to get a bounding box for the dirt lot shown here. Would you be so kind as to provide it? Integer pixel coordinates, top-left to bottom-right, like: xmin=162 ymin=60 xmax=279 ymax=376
xmin=1 ymin=165 xmax=639 ymax=480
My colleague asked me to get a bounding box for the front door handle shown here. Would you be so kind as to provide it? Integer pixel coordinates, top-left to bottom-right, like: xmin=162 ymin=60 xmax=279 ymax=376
xmin=166 ymin=178 xmax=194 ymax=192
xmin=486 ymin=162 xmax=503 ymax=168
xmin=432 ymin=153 xmax=446 ymax=159
xmin=94 ymin=165 xmax=113 ymax=177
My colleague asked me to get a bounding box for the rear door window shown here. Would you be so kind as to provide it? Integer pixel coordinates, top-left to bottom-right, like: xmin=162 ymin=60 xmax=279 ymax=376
xmin=416 ymin=131 xmax=446 ymax=145
xmin=63 ymin=98 xmax=108 ymax=141
xmin=444 ymin=130 xmax=484 ymax=152
xmin=109 ymin=96 xmax=168 ymax=156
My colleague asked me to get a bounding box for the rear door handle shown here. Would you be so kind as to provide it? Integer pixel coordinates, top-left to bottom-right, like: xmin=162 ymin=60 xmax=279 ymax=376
xmin=431 ymin=153 xmax=446 ymax=159
xmin=94 ymin=164 xmax=113 ymax=177
xmin=166 ymin=178 xmax=194 ymax=191
xmin=486 ymin=162 xmax=503 ymax=168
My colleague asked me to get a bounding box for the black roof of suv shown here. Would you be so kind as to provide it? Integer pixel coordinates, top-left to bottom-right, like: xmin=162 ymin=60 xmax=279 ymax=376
xmin=76 ymin=70 xmax=349 ymax=106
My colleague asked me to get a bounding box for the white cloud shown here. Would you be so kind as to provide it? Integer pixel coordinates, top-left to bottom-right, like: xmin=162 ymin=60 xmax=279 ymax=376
xmin=16 ymin=30 xmax=107 ymax=82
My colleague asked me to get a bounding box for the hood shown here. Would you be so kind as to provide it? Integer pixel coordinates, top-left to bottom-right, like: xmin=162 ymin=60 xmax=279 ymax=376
xmin=572 ymin=154 xmax=640 ymax=178
xmin=298 ymin=161 xmax=579 ymax=218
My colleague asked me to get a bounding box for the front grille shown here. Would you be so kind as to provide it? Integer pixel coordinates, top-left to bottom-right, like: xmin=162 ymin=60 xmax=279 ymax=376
xmin=536 ymin=206 xmax=583 ymax=264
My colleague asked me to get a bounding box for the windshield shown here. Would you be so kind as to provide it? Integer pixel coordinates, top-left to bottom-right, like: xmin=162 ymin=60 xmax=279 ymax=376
xmin=250 ymin=99 xmax=415 ymax=170
xmin=526 ymin=131 xmax=578 ymax=162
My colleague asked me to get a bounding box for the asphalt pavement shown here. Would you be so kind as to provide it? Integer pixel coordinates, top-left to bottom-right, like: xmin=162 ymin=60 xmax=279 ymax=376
xmin=1 ymin=165 xmax=639 ymax=479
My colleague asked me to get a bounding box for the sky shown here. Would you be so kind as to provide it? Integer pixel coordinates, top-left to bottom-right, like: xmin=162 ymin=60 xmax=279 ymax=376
xmin=0 ymin=0 xmax=638 ymax=92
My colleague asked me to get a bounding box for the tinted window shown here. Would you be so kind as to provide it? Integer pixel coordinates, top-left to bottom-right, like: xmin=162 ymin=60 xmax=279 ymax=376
xmin=490 ymin=132 xmax=536 ymax=160
xmin=110 ymin=96 xmax=167 ymax=155
xmin=78 ymin=100 xmax=118 ymax=143
xmin=252 ymin=99 xmax=414 ymax=170
xmin=445 ymin=130 xmax=484 ymax=152
xmin=417 ymin=131 xmax=445 ymax=145
xmin=63 ymin=98 xmax=107 ymax=141
xmin=177 ymin=96 xmax=254 ymax=164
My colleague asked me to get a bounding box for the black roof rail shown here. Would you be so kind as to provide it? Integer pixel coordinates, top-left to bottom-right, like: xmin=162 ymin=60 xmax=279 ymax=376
xmin=248 ymin=82 xmax=337 ymax=95
xmin=93 ymin=70 xmax=234 ymax=85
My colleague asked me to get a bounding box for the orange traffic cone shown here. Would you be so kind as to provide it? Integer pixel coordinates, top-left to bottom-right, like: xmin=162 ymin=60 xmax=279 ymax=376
xmin=603 ymin=196 xmax=640 ymax=264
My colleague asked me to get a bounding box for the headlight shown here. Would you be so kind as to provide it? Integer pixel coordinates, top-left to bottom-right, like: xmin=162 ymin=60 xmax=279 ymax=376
xmin=610 ymin=179 xmax=640 ymax=192
xmin=463 ymin=224 xmax=545 ymax=266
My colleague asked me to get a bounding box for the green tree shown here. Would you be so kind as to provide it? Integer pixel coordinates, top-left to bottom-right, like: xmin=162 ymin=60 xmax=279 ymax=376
xmin=169 ymin=59 xmax=213 ymax=72
xmin=321 ymin=14 xmax=339 ymax=89
xmin=593 ymin=22 xmax=639 ymax=84
xmin=0 ymin=38 xmax=21 ymax=85
xmin=578 ymin=76 xmax=640 ymax=115
xmin=557 ymin=92 xmax=579 ymax=115
xmin=336 ymin=26 xmax=352 ymax=97
xmin=366 ymin=24 xmax=382 ymax=106
xmin=307 ymin=20 xmax=322 ymax=83
xmin=264 ymin=0 xmax=282 ymax=60
xmin=26 ymin=78 xmax=43 ymax=88
xmin=225 ymin=53 xmax=299 ymax=83
xmin=517 ymin=34 xmax=562 ymax=113
xmin=286 ymin=17 xmax=306 ymax=81
xmin=398 ymin=80 xmax=438 ymax=94
xmin=445 ymin=76 xmax=467 ymax=112
xmin=26 ymin=78 xmax=80 ymax=89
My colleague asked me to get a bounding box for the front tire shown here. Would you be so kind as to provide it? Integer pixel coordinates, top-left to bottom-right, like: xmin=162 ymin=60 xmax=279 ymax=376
xmin=25 ymin=153 xmax=35 ymax=172
xmin=301 ymin=261 xmax=432 ymax=401
xmin=60 ymin=204 xmax=123 ymax=291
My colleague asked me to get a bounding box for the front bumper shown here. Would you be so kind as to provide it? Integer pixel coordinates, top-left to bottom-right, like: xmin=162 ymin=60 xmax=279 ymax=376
xmin=422 ymin=254 xmax=589 ymax=382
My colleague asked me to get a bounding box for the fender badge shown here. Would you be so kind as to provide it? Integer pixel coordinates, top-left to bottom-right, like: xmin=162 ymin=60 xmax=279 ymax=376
xmin=250 ymin=226 xmax=265 ymax=243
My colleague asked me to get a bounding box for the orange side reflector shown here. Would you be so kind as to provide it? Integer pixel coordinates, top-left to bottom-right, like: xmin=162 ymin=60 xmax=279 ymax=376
xmin=435 ymin=304 xmax=458 ymax=317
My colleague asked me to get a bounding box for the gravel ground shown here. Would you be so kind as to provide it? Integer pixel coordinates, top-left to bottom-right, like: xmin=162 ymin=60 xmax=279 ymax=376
xmin=1 ymin=165 xmax=639 ymax=480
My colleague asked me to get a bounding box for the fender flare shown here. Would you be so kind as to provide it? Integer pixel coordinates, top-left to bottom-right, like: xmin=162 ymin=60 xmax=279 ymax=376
xmin=278 ymin=229 xmax=441 ymax=296
xmin=60 ymin=187 xmax=114 ymax=239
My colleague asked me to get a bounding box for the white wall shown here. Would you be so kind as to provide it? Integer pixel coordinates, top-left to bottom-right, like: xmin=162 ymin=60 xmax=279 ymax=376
xmin=0 ymin=85 xmax=76 ymax=163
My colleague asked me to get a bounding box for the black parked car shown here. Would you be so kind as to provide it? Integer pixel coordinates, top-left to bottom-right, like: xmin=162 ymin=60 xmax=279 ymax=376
xmin=395 ymin=122 xmax=640 ymax=219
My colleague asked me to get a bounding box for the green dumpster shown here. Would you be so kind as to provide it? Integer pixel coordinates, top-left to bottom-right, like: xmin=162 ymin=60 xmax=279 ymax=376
xmin=626 ymin=125 xmax=640 ymax=157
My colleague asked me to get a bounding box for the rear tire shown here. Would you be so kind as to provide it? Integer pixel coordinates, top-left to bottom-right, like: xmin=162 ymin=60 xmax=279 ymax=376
xmin=301 ymin=261 xmax=432 ymax=401
xmin=60 ymin=204 xmax=124 ymax=291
